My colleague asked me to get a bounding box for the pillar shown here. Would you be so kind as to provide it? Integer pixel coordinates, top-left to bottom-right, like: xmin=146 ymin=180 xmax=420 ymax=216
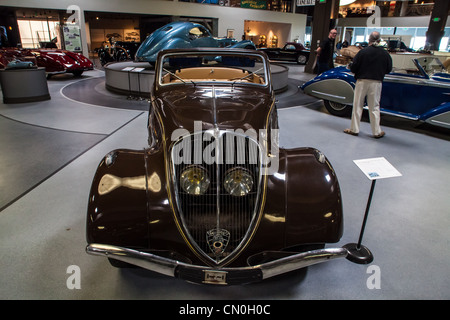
xmin=304 ymin=0 xmax=339 ymax=73
xmin=425 ymin=0 xmax=450 ymax=51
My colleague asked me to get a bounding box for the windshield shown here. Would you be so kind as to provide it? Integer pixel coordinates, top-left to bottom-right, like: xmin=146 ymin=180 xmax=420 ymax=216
xmin=415 ymin=57 xmax=446 ymax=75
xmin=391 ymin=57 xmax=446 ymax=77
xmin=157 ymin=51 xmax=268 ymax=87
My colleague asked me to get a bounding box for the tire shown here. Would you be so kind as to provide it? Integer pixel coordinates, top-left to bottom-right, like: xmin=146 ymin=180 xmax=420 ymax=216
xmin=117 ymin=52 xmax=127 ymax=62
xmin=115 ymin=49 xmax=128 ymax=62
xmin=296 ymin=54 xmax=307 ymax=65
xmin=72 ymin=70 xmax=83 ymax=77
xmin=99 ymin=51 xmax=110 ymax=66
xmin=323 ymin=100 xmax=352 ymax=117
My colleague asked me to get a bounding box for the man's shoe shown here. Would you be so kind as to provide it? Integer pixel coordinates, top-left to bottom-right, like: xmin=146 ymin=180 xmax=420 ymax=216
xmin=343 ymin=129 xmax=358 ymax=136
xmin=373 ymin=131 xmax=385 ymax=139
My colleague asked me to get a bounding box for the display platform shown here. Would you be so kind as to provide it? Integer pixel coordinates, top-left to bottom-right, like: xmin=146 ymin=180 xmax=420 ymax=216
xmin=0 ymin=67 xmax=50 ymax=104
xmin=104 ymin=60 xmax=289 ymax=97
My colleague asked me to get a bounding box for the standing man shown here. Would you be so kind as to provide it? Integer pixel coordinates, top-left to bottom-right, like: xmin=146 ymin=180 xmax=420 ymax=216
xmin=316 ymin=29 xmax=337 ymax=74
xmin=0 ymin=27 xmax=9 ymax=48
xmin=344 ymin=31 xmax=392 ymax=139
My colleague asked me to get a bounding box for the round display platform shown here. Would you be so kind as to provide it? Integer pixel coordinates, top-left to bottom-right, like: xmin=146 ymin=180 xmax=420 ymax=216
xmin=104 ymin=61 xmax=289 ymax=97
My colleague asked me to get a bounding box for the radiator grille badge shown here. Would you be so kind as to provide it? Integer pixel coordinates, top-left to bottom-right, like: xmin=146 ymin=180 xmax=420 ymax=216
xmin=207 ymin=228 xmax=230 ymax=258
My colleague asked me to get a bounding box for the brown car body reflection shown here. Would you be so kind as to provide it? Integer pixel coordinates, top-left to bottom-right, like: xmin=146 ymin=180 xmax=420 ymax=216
xmin=86 ymin=48 xmax=346 ymax=285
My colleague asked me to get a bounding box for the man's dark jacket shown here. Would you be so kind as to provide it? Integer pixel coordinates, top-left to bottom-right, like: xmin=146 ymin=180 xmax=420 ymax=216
xmin=350 ymin=45 xmax=393 ymax=81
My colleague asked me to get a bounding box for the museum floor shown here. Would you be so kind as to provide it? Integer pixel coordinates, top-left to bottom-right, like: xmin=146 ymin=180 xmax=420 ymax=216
xmin=0 ymin=62 xmax=449 ymax=300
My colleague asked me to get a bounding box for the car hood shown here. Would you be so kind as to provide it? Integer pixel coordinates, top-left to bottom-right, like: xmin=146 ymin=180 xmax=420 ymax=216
xmin=155 ymin=86 xmax=273 ymax=135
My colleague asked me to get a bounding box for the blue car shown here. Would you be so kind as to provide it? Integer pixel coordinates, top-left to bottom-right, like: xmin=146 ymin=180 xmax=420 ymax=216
xmin=135 ymin=22 xmax=256 ymax=66
xmin=301 ymin=56 xmax=450 ymax=129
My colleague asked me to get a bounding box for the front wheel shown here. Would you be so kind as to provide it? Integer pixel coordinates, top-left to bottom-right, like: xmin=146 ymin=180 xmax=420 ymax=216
xmin=323 ymin=100 xmax=352 ymax=117
xmin=72 ymin=70 xmax=83 ymax=77
xmin=296 ymin=54 xmax=307 ymax=65
xmin=99 ymin=51 xmax=110 ymax=66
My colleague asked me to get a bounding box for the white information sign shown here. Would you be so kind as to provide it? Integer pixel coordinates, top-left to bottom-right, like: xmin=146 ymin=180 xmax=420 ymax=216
xmin=353 ymin=157 xmax=402 ymax=180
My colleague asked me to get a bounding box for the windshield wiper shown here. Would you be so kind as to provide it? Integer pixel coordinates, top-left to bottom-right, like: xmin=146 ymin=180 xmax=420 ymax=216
xmin=163 ymin=68 xmax=196 ymax=86
xmin=231 ymin=67 xmax=264 ymax=87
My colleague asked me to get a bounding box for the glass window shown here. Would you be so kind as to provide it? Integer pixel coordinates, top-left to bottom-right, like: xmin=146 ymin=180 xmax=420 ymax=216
xmin=17 ymin=19 xmax=59 ymax=48
xmin=415 ymin=28 xmax=427 ymax=37
xmin=159 ymin=51 xmax=268 ymax=87
xmin=396 ymin=28 xmax=415 ymax=36
xmin=381 ymin=27 xmax=394 ymax=35
xmin=189 ymin=26 xmax=210 ymax=39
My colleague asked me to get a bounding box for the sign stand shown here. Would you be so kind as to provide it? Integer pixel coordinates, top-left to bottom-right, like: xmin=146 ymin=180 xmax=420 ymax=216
xmin=132 ymin=67 xmax=146 ymax=100
xmin=122 ymin=67 xmax=135 ymax=99
xmin=344 ymin=157 xmax=401 ymax=264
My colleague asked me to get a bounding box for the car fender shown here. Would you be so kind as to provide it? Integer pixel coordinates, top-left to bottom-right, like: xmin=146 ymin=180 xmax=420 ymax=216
xmin=34 ymin=53 xmax=65 ymax=73
xmin=262 ymin=147 xmax=343 ymax=247
xmin=420 ymin=101 xmax=450 ymax=129
xmin=302 ymin=78 xmax=355 ymax=105
xmin=86 ymin=149 xmax=149 ymax=247
xmin=301 ymin=67 xmax=355 ymax=105
xmin=230 ymin=40 xmax=256 ymax=50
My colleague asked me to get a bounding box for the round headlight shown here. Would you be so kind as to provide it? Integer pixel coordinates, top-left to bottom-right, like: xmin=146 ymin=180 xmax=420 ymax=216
xmin=180 ymin=166 xmax=210 ymax=195
xmin=223 ymin=168 xmax=254 ymax=197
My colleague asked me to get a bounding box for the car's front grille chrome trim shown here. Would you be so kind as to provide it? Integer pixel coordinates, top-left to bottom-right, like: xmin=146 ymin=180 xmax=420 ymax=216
xmin=170 ymin=130 xmax=263 ymax=266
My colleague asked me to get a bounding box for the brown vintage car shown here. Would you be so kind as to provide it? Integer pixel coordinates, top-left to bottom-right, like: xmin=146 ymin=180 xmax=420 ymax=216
xmin=86 ymin=48 xmax=347 ymax=285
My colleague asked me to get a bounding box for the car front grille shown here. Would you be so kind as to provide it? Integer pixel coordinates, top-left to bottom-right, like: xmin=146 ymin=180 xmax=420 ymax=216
xmin=171 ymin=130 xmax=263 ymax=265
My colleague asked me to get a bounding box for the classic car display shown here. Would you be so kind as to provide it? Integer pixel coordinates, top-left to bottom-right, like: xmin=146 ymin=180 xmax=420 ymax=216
xmin=29 ymin=48 xmax=93 ymax=77
xmin=0 ymin=48 xmax=36 ymax=69
xmin=259 ymin=42 xmax=310 ymax=65
xmin=301 ymin=56 xmax=450 ymax=129
xmin=97 ymin=38 xmax=141 ymax=66
xmin=1 ymin=47 xmax=94 ymax=77
xmin=135 ymin=22 xmax=256 ymax=66
xmin=86 ymin=48 xmax=349 ymax=285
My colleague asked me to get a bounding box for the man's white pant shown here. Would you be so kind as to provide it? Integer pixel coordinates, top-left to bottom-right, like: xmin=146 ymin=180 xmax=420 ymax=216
xmin=350 ymin=79 xmax=383 ymax=136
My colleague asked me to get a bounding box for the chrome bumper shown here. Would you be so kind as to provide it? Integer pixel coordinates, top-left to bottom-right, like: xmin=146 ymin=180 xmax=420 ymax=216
xmin=86 ymin=244 xmax=348 ymax=285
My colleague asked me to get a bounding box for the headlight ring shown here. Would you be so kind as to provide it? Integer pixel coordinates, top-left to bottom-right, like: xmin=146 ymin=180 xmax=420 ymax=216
xmin=179 ymin=165 xmax=210 ymax=195
xmin=223 ymin=167 xmax=254 ymax=197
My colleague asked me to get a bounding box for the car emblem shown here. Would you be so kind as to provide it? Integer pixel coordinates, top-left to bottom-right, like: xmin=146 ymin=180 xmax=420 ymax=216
xmin=206 ymin=228 xmax=230 ymax=259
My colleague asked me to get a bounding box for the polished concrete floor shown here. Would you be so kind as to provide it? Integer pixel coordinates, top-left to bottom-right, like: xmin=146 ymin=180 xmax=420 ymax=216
xmin=0 ymin=63 xmax=449 ymax=300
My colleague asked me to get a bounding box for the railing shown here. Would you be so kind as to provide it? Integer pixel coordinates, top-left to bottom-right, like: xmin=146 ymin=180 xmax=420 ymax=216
xmin=178 ymin=0 xmax=294 ymax=13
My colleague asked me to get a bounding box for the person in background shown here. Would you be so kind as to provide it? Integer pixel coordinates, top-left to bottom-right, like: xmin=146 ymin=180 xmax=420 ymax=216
xmin=0 ymin=27 xmax=10 ymax=48
xmin=344 ymin=31 xmax=392 ymax=139
xmin=316 ymin=29 xmax=337 ymax=74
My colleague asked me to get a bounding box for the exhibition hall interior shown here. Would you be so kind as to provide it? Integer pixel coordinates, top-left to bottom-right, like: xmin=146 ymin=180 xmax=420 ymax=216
xmin=0 ymin=0 xmax=449 ymax=301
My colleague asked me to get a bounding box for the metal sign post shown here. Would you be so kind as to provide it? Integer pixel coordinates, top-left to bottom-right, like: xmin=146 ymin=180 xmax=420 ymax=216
xmin=122 ymin=66 xmax=135 ymax=99
xmin=344 ymin=157 xmax=402 ymax=264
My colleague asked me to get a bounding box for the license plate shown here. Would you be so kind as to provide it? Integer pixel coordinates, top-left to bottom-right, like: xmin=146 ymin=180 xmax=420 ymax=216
xmin=203 ymin=270 xmax=227 ymax=285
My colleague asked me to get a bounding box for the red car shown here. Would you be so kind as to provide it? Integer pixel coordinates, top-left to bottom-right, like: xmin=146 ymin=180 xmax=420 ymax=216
xmin=1 ymin=48 xmax=93 ymax=77
xmin=30 ymin=49 xmax=93 ymax=77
